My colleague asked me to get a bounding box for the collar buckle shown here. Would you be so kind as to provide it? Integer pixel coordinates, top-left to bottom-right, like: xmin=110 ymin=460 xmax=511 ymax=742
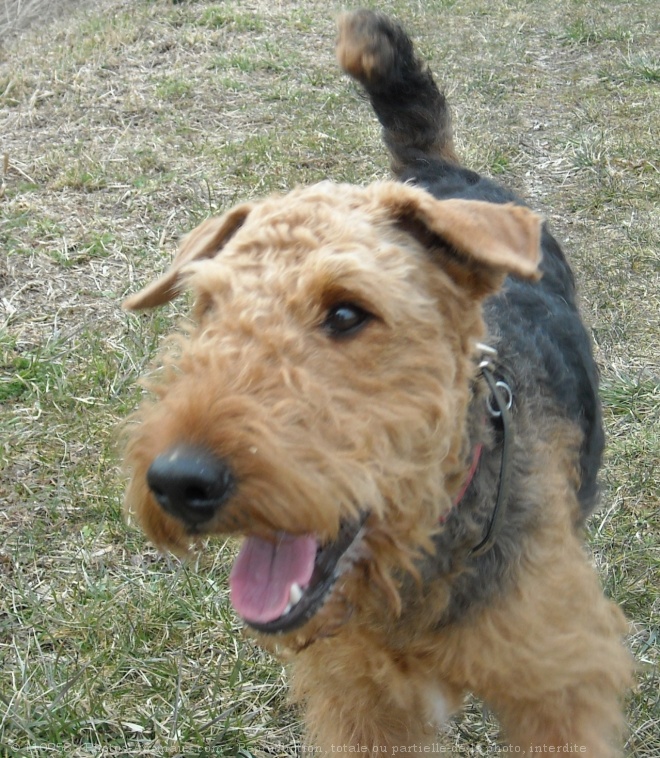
xmin=468 ymin=342 xmax=515 ymax=558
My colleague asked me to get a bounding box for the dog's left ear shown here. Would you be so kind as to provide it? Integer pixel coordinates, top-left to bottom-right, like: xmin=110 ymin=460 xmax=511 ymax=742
xmin=123 ymin=203 xmax=254 ymax=311
xmin=372 ymin=182 xmax=542 ymax=297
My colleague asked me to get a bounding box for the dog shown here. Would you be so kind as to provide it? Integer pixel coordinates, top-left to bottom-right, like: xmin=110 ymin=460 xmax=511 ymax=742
xmin=122 ymin=10 xmax=631 ymax=756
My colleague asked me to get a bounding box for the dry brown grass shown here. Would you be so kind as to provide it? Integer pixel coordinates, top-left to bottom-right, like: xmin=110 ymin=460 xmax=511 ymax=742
xmin=1 ymin=1 xmax=658 ymax=755
xmin=1 ymin=0 xmax=100 ymax=39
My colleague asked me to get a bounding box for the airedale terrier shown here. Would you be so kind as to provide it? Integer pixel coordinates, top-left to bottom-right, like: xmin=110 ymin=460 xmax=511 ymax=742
xmin=122 ymin=10 xmax=631 ymax=756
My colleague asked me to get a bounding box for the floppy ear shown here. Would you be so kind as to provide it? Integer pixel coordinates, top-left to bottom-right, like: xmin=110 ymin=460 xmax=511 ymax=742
xmin=123 ymin=203 xmax=254 ymax=311
xmin=371 ymin=182 xmax=542 ymax=297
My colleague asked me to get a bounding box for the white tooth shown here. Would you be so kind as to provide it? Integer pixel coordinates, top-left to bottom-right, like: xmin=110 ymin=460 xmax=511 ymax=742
xmin=283 ymin=602 xmax=292 ymax=615
xmin=289 ymin=583 xmax=303 ymax=607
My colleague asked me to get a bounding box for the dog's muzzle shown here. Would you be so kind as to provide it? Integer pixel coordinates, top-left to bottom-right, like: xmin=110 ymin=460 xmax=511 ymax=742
xmin=146 ymin=445 xmax=235 ymax=526
xmin=145 ymin=444 xmax=367 ymax=635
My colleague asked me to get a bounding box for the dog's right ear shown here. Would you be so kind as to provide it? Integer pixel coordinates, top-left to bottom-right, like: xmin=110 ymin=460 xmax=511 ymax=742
xmin=123 ymin=203 xmax=253 ymax=311
xmin=370 ymin=182 xmax=541 ymax=299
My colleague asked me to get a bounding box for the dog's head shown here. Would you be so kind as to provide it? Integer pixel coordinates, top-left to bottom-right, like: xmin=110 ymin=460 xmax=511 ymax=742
xmin=123 ymin=181 xmax=540 ymax=643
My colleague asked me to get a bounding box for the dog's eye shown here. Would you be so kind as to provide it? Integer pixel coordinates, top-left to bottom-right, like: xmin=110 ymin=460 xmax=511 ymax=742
xmin=323 ymin=303 xmax=373 ymax=338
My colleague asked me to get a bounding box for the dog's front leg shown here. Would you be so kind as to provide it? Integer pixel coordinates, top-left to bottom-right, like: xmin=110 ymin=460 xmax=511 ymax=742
xmin=290 ymin=631 xmax=461 ymax=756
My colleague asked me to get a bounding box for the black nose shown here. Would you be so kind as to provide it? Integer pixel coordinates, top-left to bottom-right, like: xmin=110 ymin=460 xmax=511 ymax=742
xmin=146 ymin=445 xmax=235 ymax=526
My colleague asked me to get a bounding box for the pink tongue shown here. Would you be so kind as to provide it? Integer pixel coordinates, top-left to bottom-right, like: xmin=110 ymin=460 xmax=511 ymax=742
xmin=229 ymin=534 xmax=318 ymax=624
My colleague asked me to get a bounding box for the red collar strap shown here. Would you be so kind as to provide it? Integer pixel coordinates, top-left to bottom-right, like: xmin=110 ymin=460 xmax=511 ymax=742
xmin=438 ymin=442 xmax=483 ymax=526
xmin=452 ymin=443 xmax=483 ymax=506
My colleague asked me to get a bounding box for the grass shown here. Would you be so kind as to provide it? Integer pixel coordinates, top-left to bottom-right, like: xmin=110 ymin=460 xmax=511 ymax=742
xmin=1 ymin=0 xmax=658 ymax=755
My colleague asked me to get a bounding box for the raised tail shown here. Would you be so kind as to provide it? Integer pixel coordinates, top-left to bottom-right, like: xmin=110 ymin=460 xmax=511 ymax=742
xmin=337 ymin=9 xmax=459 ymax=176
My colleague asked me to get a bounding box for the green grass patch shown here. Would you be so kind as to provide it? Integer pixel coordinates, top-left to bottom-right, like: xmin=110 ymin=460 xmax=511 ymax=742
xmin=627 ymin=55 xmax=660 ymax=83
xmin=0 ymin=334 xmax=66 ymax=403
xmin=195 ymin=5 xmax=266 ymax=33
xmin=602 ymin=376 xmax=660 ymax=423
xmin=560 ymin=17 xmax=631 ymax=45
xmin=155 ymin=76 xmax=194 ymax=102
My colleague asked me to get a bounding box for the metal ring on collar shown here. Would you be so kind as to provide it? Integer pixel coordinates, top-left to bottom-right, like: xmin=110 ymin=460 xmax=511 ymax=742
xmin=486 ymin=380 xmax=513 ymax=418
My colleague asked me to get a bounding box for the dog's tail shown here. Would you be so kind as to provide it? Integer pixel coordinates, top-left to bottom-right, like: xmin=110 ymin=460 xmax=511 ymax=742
xmin=337 ymin=9 xmax=459 ymax=176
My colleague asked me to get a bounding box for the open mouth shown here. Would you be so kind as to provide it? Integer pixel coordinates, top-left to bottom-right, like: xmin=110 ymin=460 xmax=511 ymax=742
xmin=228 ymin=517 xmax=367 ymax=634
